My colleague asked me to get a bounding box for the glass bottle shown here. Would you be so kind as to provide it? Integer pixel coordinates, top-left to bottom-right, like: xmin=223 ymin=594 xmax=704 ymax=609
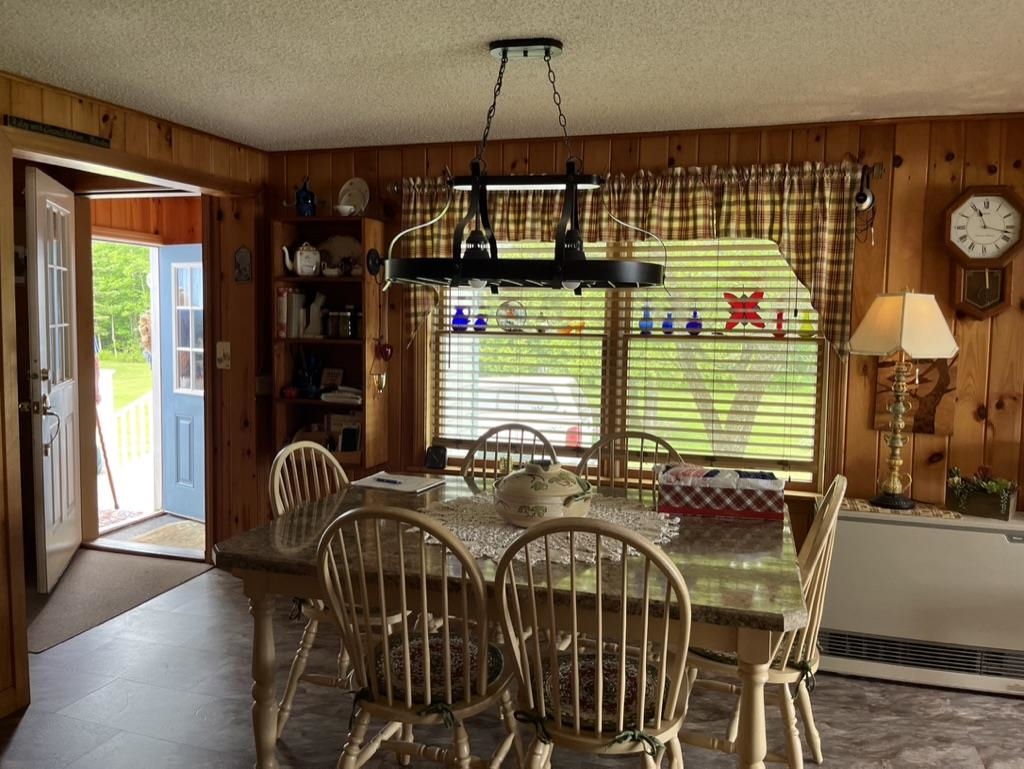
xmin=451 ymin=306 xmax=469 ymax=332
xmin=473 ymin=313 xmax=488 ymax=332
xmin=685 ymin=310 xmax=702 ymax=336
xmin=796 ymin=309 xmax=815 ymax=339
xmin=662 ymin=312 xmax=674 ymax=335
xmin=773 ymin=309 xmax=786 ymax=339
xmin=639 ymin=304 xmax=654 ymax=336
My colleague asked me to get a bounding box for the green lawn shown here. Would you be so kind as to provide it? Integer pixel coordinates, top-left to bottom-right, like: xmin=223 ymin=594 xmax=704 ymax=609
xmin=100 ymin=360 xmax=153 ymax=411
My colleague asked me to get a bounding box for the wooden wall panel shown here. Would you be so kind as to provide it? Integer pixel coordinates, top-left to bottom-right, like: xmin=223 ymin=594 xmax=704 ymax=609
xmin=844 ymin=125 xmax=895 ymax=499
xmin=994 ymin=120 xmax=1024 ymax=483
xmin=90 ymin=197 xmax=201 ymax=245
xmin=265 ymin=115 xmax=1024 ymax=509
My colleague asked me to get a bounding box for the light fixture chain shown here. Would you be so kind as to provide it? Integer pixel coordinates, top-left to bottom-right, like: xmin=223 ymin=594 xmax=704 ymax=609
xmin=474 ymin=48 xmax=509 ymax=168
xmin=545 ymin=49 xmax=573 ymax=160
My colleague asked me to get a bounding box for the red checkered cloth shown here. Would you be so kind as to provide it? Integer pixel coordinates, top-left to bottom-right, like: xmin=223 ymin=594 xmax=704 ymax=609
xmin=659 ymin=484 xmax=785 ymax=520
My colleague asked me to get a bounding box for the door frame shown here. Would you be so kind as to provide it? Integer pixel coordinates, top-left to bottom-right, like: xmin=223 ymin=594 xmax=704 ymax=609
xmin=0 ymin=125 xmax=258 ymax=715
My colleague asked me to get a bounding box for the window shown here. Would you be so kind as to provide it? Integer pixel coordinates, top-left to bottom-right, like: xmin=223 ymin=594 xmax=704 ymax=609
xmin=172 ymin=264 xmax=204 ymax=393
xmin=432 ymin=239 xmax=823 ymax=485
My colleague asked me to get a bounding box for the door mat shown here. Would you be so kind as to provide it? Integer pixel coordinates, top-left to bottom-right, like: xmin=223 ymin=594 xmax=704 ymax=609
xmin=27 ymin=549 xmax=210 ymax=652
xmin=131 ymin=520 xmax=206 ymax=551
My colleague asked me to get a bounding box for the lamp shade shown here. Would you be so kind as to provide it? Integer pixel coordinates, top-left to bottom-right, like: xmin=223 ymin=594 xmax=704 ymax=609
xmin=848 ymin=292 xmax=959 ymax=359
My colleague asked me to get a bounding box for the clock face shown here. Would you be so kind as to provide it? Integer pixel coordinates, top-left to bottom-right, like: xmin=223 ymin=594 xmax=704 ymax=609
xmin=948 ymin=194 xmax=1022 ymax=261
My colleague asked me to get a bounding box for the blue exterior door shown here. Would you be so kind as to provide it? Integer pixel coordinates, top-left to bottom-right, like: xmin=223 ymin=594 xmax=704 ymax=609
xmin=158 ymin=245 xmax=205 ymax=520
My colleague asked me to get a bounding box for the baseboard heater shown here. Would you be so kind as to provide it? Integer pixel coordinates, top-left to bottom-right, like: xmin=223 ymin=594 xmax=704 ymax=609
xmin=819 ymin=507 xmax=1024 ymax=696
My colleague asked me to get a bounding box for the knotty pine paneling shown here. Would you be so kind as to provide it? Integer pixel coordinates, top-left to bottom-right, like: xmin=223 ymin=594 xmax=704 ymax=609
xmin=268 ymin=114 xmax=1024 ymax=509
xmin=90 ymin=197 xmax=202 ymax=245
xmin=0 ymin=71 xmax=263 ymax=186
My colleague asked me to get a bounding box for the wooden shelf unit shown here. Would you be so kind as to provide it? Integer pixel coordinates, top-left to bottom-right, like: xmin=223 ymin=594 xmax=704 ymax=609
xmin=270 ymin=216 xmax=388 ymax=471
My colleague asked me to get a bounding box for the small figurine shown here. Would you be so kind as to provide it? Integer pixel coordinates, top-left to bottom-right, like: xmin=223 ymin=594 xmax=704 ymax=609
xmin=639 ymin=304 xmax=654 ymax=336
xmin=685 ymin=310 xmax=703 ymax=336
xmin=295 ymin=176 xmax=317 ymax=217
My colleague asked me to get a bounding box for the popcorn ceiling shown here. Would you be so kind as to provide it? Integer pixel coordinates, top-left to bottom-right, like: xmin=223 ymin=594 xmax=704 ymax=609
xmin=0 ymin=0 xmax=1021 ymax=151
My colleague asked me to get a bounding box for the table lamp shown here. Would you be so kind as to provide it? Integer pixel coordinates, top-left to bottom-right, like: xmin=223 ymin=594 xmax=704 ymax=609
xmin=848 ymin=292 xmax=959 ymax=509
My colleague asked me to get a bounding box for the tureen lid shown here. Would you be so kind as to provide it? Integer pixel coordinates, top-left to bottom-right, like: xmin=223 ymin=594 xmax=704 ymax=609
xmin=494 ymin=460 xmax=592 ymax=502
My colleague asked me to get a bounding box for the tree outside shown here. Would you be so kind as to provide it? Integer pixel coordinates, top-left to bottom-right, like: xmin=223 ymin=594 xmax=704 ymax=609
xmin=92 ymin=241 xmax=152 ymax=362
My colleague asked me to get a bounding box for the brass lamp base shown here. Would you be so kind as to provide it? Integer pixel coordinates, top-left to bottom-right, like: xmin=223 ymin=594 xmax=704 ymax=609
xmin=870 ymin=492 xmax=915 ymax=510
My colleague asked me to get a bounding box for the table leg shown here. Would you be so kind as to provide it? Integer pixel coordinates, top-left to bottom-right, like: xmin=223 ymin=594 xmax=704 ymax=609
xmin=248 ymin=589 xmax=280 ymax=769
xmin=734 ymin=628 xmax=772 ymax=769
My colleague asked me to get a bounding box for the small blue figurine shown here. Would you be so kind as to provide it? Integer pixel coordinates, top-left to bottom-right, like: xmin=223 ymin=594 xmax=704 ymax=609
xmin=639 ymin=304 xmax=654 ymax=336
xmin=295 ymin=176 xmax=317 ymax=217
xmin=685 ymin=310 xmax=703 ymax=336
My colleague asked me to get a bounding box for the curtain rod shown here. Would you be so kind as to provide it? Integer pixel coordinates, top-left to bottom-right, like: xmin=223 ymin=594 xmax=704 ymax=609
xmin=384 ymin=162 xmax=886 ymax=196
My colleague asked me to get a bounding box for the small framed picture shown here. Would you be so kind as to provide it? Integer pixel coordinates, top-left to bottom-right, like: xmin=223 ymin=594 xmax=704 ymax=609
xmin=320 ymin=367 xmax=344 ymax=390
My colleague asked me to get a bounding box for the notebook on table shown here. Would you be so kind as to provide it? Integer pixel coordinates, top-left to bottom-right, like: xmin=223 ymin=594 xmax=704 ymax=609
xmin=351 ymin=471 xmax=447 ymax=494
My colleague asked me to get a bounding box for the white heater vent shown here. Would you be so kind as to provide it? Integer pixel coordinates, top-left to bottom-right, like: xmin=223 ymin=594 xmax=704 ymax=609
xmin=819 ymin=630 xmax=1024 ymax=680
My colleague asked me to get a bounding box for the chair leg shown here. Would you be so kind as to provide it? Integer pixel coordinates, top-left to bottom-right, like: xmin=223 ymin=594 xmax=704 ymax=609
xmin=498 ymin=687 xmax=526 ymax=769
xmin=667 ymin=736 xmax=684 ymax=769
xmin=726 ymin=695 xmax=741 ymax=743
xmin=795 ymin=680 xmax=823 ymax=764
xmin=524 ymin=736 xmax=551 ymax=769
xmin=452 ymin=720 xmax=473 ymax=769
xmin=394 ymin=723 xmax=413 ymax=767
xmin=339 ymin=707 xmax=372 ymax=769
xmin=277 ymin=616 xmax=319 ymax=739
xmin=777 ymin=684 xmax=804 ymax=769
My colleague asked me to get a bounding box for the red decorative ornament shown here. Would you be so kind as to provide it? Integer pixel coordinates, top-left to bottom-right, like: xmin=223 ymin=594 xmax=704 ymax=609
xmin=724 ymin=291 xmax=765 ymax=330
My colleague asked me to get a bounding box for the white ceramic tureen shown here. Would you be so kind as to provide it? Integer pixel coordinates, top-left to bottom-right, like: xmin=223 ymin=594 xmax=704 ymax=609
xmin=493 ymin=460 xmax=595 ymax=527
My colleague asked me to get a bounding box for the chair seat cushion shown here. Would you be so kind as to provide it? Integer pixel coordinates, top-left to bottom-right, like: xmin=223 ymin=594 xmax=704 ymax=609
xmin=543 ymin=652 xmax=664 ymax=731
xmin=374 ymin=634 xmax=503 ymax=704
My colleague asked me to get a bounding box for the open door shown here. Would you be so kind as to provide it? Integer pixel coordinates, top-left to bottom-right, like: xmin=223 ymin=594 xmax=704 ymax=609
xmin=25 ymin=168 xmax=82 ymax=594
xmin=158 ymin=245 xmax=205 ymax=521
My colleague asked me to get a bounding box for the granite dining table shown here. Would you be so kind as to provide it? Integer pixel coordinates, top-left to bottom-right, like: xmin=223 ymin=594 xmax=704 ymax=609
xmin=213 ymin=477 xmax=808 ymax=769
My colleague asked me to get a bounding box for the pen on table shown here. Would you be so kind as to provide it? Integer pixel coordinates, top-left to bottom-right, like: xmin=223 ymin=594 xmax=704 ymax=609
xmin=374 ymin=477 xmax=401 ymax=485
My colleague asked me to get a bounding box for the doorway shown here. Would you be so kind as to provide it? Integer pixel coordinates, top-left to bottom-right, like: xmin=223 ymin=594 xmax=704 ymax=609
xmin=88 ymin=221 xmax=206 ymax=558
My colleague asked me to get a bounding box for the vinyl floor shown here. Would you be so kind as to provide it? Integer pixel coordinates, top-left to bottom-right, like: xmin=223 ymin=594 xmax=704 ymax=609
xmin=1 ymin=568 xmax=1022 ymax=768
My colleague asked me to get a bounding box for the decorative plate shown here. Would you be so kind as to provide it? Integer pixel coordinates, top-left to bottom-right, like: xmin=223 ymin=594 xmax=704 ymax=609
xmin=496 ymin=300 xmax=527 ymax=332
xmin=337 ymin=177 xmax=370 ymax=215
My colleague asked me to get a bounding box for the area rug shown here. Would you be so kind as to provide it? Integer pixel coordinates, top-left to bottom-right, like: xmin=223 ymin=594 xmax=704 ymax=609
xmin=131 ymin=520 xmax=206 ymax=551
xmin=26 ymin=549 xmax=211 ymax=652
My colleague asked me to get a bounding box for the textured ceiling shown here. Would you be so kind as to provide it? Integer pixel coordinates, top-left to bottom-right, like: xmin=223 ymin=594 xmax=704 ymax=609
xmin=0 ymin=0 xmax=1022 ymax=152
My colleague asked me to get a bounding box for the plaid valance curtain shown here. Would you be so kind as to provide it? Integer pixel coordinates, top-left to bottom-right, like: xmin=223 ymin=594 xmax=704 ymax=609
xmin=399 ymin=162 xmax=861 ymax=348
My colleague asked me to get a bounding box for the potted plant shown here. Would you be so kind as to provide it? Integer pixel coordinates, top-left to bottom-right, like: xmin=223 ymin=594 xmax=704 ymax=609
xmin=946 ymin=466 xmax=1019 ymax=520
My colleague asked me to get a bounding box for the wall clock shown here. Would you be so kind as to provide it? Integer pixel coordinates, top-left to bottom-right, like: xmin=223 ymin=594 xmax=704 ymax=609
xmin=952 ymin=264 xmax=1012 ymax=319
xmin=944 ymin=185 xmax=1024 ymax=269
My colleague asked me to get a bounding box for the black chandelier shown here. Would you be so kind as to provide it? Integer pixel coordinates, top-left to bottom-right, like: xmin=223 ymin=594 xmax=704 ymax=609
xmin=381 ymin=38 xmax=665 ymax=294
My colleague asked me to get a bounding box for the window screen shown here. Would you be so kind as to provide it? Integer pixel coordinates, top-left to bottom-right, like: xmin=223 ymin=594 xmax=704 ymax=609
xmin=432 ymin=239 xmax=822 ymax=483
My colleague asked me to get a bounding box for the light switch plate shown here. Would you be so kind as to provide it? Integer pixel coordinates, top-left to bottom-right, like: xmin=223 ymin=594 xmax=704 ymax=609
xmin=216 ymin=341 xmax=231 ymax=369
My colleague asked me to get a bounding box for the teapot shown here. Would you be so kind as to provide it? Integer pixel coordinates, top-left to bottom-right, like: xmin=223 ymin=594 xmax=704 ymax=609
xmin=283 ymin=242 xmax=321 ymax=276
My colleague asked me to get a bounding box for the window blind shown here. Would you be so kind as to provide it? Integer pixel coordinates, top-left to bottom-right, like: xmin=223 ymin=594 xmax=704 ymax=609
xmin=432 ymin=239 xmax=823 ymax=483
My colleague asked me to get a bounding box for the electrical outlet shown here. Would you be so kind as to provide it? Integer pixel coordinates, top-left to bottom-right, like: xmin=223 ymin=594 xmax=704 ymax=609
xmin=216 ymin=341 xmax=231 ymax=370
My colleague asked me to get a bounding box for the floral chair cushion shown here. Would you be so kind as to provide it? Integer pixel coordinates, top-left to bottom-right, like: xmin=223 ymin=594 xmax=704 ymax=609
xmin=374 ymin=634 xmax=503 ymax=704
xmin=542 ymin=652 xmax=664 ymax=731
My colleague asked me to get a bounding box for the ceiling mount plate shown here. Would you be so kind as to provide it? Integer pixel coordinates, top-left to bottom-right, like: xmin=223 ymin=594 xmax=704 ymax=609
xmin=489 ymin=38 xmax=563 ymax=60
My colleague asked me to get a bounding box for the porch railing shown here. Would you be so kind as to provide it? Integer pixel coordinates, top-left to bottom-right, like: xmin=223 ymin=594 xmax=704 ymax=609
xmin=113 ymin=392 xmax=153 ymax=466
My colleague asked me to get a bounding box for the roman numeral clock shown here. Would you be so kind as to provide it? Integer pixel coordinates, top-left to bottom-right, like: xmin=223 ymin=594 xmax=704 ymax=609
xmin=944 ymin=185 xmax=1024 ymax=319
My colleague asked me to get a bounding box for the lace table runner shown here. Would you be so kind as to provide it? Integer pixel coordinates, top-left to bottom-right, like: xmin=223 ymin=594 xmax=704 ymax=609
xmin=420 ymin=494 xmax=679 ymax=564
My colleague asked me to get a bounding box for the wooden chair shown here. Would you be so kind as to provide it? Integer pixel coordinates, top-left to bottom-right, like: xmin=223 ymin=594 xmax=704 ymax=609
xmin=575 ymin=431 xmax=682 ymax=509
xmin=460 ymin=422 xmax=557 ymax=493
xmin=268 ymin=440 xmax=351 ymax=738
xmin=681 ymin=474 xmax=848 ymax=768
xmin=496 ymin=517 xmax=693 ymax=769
xmin=316 ymin=505 xmax=522 ymax=769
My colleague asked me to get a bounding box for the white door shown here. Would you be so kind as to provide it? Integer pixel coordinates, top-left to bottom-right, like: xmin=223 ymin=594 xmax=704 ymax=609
xmin=26 ymin=168 xmax=81 ymax=594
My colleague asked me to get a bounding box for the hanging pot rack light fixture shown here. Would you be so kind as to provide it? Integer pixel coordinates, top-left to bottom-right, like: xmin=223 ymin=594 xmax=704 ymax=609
xmin=380 ymin=37 xmax=665 ymax=294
